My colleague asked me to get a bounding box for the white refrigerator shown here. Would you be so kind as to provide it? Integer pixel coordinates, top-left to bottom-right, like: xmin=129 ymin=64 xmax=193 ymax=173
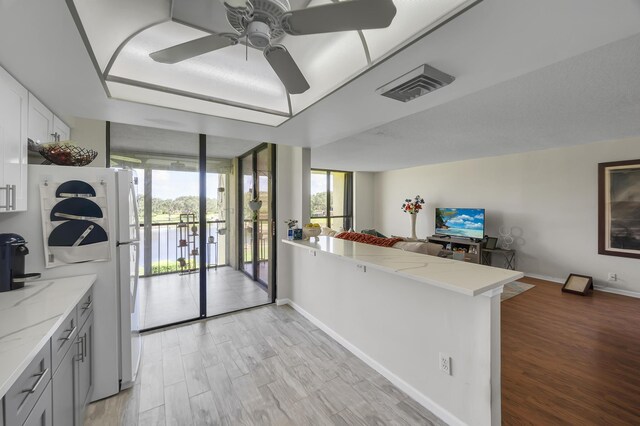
xmin=0 ymin=165 xmax=142 ymax=400
xmin=115 ymin=170 xmax=142 ymax=390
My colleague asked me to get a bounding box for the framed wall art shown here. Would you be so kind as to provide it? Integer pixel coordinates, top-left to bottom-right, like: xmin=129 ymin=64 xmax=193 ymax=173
xmin=598 ymin=159 xmax=640 ymax=259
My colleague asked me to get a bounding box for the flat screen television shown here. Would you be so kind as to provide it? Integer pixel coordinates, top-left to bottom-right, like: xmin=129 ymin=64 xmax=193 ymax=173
xmin=435 ymin=208 xmax=485 ymax=239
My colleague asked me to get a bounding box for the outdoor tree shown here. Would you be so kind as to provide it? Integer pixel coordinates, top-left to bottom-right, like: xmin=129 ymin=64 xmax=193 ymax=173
xmin=310 ymin=191 xmax=333 ymax=216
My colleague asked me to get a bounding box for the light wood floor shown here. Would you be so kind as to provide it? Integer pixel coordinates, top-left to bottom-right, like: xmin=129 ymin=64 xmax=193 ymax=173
xmin=86 ymin=304 xmax=444 ymax=426
xmin=139 ymin=267 xmax=270 ymax=329
xmin=502 ymin=277 xmax=640 ymax=425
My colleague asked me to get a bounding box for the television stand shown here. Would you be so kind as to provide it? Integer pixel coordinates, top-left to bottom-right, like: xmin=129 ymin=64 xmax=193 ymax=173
xmin=427 ymin=235 xmax=482 ymax=264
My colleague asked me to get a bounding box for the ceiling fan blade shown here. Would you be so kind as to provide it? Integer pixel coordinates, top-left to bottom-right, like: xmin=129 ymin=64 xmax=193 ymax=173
xmin=149 ymin=34 xmax=236 ymax=64
xmin=281 ymin=0 xmax=397 ymax=36
xmin=219 ymin=0 xmax=252 ymax=11
xmin=264 ymin=45 xmax=310 ymax=95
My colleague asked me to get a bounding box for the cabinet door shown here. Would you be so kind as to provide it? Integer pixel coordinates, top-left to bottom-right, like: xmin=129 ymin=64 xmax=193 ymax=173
xmin=52 ymin=342 xmax=78 ymax=426
xmin=52 ymin=116 xmax=71 ymax=142
xmin=28 ymin=93 xmax=54 ymax=145
xmin=75 ymin=311 xmax=93 ymax=425
xmin=0 ymin=66 xmax=28 ymax=212
xmin=23 ymin=381 xmax=52 ymax=426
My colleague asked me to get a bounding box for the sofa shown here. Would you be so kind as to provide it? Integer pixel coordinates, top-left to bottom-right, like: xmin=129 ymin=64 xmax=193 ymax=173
xmin=333 ymin=231 xmax=443 ymax=256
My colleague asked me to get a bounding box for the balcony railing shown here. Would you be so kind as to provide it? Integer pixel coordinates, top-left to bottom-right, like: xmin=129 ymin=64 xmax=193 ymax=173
xmin=242 ymin=219 xmax=270 ymax=264
xmin=139 ymin=219 xmax=227 ymax=277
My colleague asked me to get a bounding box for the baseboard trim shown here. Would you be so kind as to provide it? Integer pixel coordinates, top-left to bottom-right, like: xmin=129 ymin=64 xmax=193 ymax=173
xmin=524 ymin=274 xmax=640 ymax=299
xmin=524 ymin=273 xmax=564 ymax=284
xmin=594 ymin=286 xmax=640 ymax=299
xmin=280 ymin=299 xmax=466 ymax=426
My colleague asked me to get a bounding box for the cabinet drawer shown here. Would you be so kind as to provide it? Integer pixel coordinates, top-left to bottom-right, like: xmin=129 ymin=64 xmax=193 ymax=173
xmin=4 ymin=343 xmax=51 ymax=426
xmin=22 ymin=380 xmax=52 ymax=426
xmin=50 ymin=309 xmax=78 ymax=374
xmin=76 ymin=287 xmax=93 ymax=327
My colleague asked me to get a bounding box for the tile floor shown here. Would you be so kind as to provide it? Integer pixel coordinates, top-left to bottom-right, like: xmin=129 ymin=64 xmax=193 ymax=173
xmin=86 ymin=304 xmax=444 ymax=425
xmin=139 ymin=267 xmax=270 ymax=329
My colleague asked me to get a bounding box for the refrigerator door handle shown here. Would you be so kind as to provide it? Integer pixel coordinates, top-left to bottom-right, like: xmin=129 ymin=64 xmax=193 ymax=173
xmin=130 ymin=179 xmax=140 ymax=242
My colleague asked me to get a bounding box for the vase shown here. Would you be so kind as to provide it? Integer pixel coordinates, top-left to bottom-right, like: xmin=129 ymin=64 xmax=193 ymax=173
xmin=410 ymin=214 xmax=417 ymax=240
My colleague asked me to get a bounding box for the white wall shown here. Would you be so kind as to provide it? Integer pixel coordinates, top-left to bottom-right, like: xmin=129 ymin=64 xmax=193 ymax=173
xmin=276 ymin=145 xmax=310 ymax=300
xmin=354 ymin=171 xmax=375 ymax=231
xmin=373 ymin=136 xmax=640 ymax=294
xmin=66 ymin=117 xmax=107 ymax=167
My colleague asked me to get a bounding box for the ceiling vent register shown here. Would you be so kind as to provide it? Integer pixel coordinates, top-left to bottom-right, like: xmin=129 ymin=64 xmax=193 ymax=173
xmin=377 ymin=64 xmax=455 ymax=102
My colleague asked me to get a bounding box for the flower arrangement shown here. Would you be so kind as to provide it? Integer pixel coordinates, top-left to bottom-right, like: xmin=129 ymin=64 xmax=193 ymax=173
xmin=284 ymin=219 xmax=298 ymax=229
xmin=401 ymin=195 xmax=425 ymax=215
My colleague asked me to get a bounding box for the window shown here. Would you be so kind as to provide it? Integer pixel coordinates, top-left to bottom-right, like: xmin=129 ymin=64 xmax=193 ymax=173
xmin=310 ymin=169 xmax=353 ymax=230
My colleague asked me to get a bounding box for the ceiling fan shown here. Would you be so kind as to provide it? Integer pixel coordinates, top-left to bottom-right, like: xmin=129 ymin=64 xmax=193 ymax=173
xmin=149 ymin=0 xmax=397 ymax=95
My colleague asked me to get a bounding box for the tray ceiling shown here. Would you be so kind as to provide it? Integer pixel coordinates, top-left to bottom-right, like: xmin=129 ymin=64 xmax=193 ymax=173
xmin=67 ymin=0 xmax=478 ymax=126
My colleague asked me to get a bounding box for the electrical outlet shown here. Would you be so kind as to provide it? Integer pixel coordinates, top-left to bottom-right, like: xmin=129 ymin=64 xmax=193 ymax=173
xmin=439 ymin=353 xmax=452 ymax=375
xmin=608 ymin=273 xmax=617 ymax=282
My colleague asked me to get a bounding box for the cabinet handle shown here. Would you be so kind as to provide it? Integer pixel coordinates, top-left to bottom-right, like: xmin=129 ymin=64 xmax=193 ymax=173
xmin=58 ymin=325 xmax=76 ymax=341
xmin=10 ymin=185 xmax=16 ymax=210
xmin=22 ymin=368 xmax=48 ymax=394
xmin=76 ymin=337 xmax=84 ymax=362
xmin=82 ymin=300 xmax=93 ymax=311
xmin=1 ymin=185 xmax=10 ymax=211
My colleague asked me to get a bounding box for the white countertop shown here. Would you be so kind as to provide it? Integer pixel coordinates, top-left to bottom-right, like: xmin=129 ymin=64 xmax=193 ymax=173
xmin=283 ymin=237 xmax=523 ymax=297
xmin=0 ymin=274 xmax=96 ymax=397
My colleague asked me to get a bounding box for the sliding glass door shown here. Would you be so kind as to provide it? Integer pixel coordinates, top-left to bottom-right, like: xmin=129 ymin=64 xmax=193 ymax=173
xmin=240 ymin=144 xmax=274 ymax=291
xmin=111 ymin=124 xmax=275 ymax=331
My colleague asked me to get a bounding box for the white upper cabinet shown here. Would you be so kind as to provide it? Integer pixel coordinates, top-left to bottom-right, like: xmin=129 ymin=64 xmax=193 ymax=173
xmin=28 ymin=93 xmax=54 ymax=144
xmin=53 ymin=116 xmax=71 ymax=142
xmin=28 ymin=93 xmax=71 ymax=144
xmin=0 ymin=66 xmax=28 ymax=212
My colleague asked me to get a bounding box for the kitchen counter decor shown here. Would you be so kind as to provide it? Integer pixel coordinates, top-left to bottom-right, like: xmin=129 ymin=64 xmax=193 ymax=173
xmin=402 ymin=195 xmax=425 ymax=240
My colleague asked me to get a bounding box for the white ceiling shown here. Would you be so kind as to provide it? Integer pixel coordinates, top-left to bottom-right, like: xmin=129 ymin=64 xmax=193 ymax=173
xmin=110 ymin=123 xmax=260 ymax=158
xmin=312 ymin=31 xmax=640 ymax=171
xmin=1 ymin=0 xmax=639 ymax=170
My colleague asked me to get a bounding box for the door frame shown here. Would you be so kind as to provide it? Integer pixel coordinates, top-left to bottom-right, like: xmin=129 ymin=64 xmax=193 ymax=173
xmin=237 ymin=143 xmax=277 ymax=302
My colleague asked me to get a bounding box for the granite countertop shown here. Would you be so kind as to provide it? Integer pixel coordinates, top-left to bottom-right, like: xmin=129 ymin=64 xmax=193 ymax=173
xmin=0 ymin=274 xmax=96 ymax=397
xmin=283 ymin=237 xmax=523 ymax=296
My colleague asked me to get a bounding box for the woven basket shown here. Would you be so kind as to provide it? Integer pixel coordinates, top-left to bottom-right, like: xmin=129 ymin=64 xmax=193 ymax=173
xmin=39 ymin=144 xmax=98 ymax=167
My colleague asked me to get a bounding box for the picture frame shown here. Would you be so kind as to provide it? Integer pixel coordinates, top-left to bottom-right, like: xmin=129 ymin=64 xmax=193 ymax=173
xmin=561 ymin=273 xmax=593 ymax=296
xmin=485 ymin=237 xmax=498 ymax=250
xmin=598 ymin=159 xmax=640 ymax=259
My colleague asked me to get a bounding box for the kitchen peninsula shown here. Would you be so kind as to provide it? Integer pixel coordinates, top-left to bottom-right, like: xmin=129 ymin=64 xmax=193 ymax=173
xmin=281 ymin=237 xmax=523 ymax=426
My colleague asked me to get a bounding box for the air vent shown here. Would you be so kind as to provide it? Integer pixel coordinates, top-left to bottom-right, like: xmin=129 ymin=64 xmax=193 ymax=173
xmin=376 ymin=64 xmax=455 ymax=102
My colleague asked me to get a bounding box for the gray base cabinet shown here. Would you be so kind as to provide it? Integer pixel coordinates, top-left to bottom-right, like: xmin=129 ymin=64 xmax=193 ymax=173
xmin=4 ymin=344 xmax=51 ymax=426
xmin=2 ymin=284 xmax=94 ymax=426
xmin=22 ymin=382 xmax=52 ymax=426
xmin=52 ymin=305 xmax=93 ymax=426
xmin=52 ymin=341 xmax=76 ymax=426
xmin=75 ymin=311 xmax=93 ymax=425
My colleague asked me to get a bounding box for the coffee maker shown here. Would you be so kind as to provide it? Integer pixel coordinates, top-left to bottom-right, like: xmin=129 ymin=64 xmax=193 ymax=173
xmin=0 ymin=233 xmax=41 ymax=292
